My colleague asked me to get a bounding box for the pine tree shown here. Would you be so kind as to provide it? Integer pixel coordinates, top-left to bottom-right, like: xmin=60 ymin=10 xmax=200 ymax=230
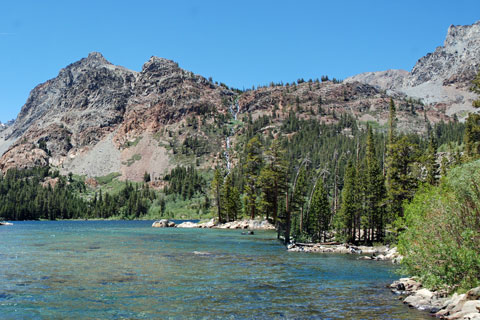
xmin=211 ymin=167 xmax=224 ymax=222
xmin=440 ymin=155 xmax=449 ymax=177
xmin=464 ymin=113 xmax=480 ymax=160
xmin=337 ymin=161 xmax=357 ymax=242
xmin=385 ymin=98 xmax=397 ymax=218
xmin=291 ymin=165 xmax=308 ymax=237
xmin=472 ymin=69 xmax=480 ymax=108
xmin=385 ymin=136 xmax=419 ymax=220
xmin=387 ymin=98 xmax=397 ymax=146
xmin=365 ymin=125 xmax=385 ymax=242
xmin=231 ymin=186 xmax=242 ymax=221
xmin=243 ymin=137 xmax=263 ymax=219
xmin=257 ymin=140 xmax=288 ymax=223
xmin=279 ymin=158 xmax=309 ymax=245
xmin=222 ymin=174 xmax=241 ymax=222
xmin=355 ymin=162 xmax=366 ymax=243
xmin=308 ymin=178 xmax=331 ymax=242
xmin=425 ymin=134 xmax=439 ymax=185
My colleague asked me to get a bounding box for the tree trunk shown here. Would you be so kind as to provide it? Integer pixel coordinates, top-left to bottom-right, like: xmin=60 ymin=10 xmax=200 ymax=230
xmin=273 ymin=182 xmax=278 ymax=223
xmin=300 ymin=206 xmax=303 ymax=233
xmin=216 ymin=185 xmax=222 ymax=223
xmin=284 ymin=191 xmax=291 ymax=245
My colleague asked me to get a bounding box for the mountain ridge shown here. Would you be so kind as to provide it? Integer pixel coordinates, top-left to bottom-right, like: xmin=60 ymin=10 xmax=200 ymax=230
xmin=2 ymin=20 xmax=478 ymax=180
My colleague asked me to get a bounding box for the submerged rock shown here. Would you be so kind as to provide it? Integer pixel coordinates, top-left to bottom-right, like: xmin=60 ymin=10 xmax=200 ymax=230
xmin=193 ymin=251 xmax=211 ymax=256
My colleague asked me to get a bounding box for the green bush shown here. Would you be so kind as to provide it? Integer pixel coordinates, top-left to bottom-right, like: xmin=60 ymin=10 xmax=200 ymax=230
xmin=398 ymin=160 xmax=480 ymax=292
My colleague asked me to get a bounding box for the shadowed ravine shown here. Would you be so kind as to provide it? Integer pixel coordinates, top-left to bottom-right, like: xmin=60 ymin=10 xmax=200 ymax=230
xmin=0 ymin=221 xmax=430 ymax=319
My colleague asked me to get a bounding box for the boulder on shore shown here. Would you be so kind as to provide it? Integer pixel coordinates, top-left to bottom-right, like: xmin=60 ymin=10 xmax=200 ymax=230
xmin=175 ymin=219 xmax=274 ymax=230
xmin=288 ymin=244 xmax=402 ymax=263
xmin=215 ymin=219 xmax=275 ymax=230
xmin=176 ymin=221 xmax=199 ymax=228
xmin=152 ymin=219 xmax=175 ymax=228
xmin=158 ymin=218 xmax=275 ymax=230
xmin=390 ymin=278 xmax=480 ymax=319
xmin=198 ymin=218 xmax=217 ymax=228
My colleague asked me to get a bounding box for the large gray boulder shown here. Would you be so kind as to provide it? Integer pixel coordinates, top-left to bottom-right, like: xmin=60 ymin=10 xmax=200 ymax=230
xmin=152 ymin=219 xmax=175 ymax=228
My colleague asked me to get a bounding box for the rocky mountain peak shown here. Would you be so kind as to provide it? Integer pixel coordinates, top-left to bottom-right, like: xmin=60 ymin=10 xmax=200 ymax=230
xmin=346 ymin=20 xmax=480 ymax=116
xmin=61 ymin=52 xmax=113 ymax=74
xmin=444 ymin=21 xmax=480 ymax=52
xmin=4 ymin=51 xmax=137 ymax=155
xmin=408 ymin=20 xmax=480 ymax=87
xmin=141 ymin=56 xmax=180 ymax=75
xmin=84 ymin=51 xmax=109 ymax=65
xmin=87 ymin=51 xmax=107 ymax=60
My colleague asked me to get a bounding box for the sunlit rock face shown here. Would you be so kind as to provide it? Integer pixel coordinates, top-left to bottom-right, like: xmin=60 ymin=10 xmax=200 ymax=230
xmin=346 ymin=20 xmax=480 ymax=116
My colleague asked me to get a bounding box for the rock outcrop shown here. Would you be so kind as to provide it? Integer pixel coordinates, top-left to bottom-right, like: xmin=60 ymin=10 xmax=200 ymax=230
xmin=346 ymin=20 xmax=480 ymax=117
xmin=287 ymin=243 xmax=402 ymax=262
xmin=390 ymin=278 xmax=480 ymax=319
xmin=176 ymin=219 xmax=275 ymax=230
xmin=176 ymin=221 xmax=200 ymax=228
xmin=0 ymin=120 xmax=13 ymax=134
xmin=215 ymin=219 xmax=275 ymax=230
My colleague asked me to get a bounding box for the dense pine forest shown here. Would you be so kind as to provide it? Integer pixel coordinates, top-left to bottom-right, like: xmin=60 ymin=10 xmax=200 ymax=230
xmin=0 ymin=167 xmax=156 ymax=220
xmin=212 ymin=99 xmax=467 ymax=246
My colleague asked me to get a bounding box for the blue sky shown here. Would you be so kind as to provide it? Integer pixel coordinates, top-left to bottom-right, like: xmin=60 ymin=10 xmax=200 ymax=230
xmin=0 ymin=1 xmax=479 ymax=122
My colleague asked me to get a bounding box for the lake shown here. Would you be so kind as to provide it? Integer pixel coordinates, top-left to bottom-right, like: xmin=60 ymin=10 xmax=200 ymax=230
xmin=0 ymin=221 xmax=429 ymax=319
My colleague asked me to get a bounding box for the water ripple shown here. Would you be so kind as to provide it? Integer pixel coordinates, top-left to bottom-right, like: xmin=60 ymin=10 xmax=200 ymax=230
xmin=0 ymin=221 xmax=430 ymax=319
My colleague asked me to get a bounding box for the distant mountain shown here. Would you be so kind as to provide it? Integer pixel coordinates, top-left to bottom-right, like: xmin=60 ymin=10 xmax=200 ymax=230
xmin=3 ymin=19 xmax=473 ymax=181
xmin=346 ymin=20 xmax=480 ymax=117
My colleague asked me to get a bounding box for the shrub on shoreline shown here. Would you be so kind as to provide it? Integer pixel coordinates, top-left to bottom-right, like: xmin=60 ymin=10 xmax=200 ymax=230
xmin=398 ymin=160 xmax=480 ymax=292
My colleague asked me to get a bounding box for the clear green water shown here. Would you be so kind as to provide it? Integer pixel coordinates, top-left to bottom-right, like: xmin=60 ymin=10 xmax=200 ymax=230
xmin=0 ymin=221 xmax=429 ymax=319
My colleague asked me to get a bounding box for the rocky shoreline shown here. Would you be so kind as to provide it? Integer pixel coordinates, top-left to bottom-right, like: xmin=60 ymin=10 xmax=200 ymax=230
xmin=152 ymin=219 xmax=276 ymax=230
xmin=390 ymin=278 xmax=480 ymax=319
xmin=287 ymin=242 xmax=403 ymax=263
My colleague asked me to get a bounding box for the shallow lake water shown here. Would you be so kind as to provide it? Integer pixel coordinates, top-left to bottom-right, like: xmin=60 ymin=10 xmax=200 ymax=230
xmin=0 ymin=221 xmax=430 ymax=319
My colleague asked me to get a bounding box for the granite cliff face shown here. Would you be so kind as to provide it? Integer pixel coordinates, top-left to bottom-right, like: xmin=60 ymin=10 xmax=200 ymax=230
xmin=346 ymin=21 xmax=480 ymax=116
xmin=408 ymin=22 xmax=480 ymax=87
xmin=0 ymin=43 xmax=456 ymax=180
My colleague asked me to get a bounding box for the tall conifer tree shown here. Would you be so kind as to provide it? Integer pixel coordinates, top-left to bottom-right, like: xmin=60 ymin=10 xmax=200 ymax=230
xmin=365 ymin=125 xmax=385 ymax=242
xmin=309 ymin=178 xmax=331 ymax=242
xmin=243 ymin=137 xmax=263 ymax=219
xmin=425 ymin=134 xmax=439 ymax=185
xmin=211 ymin=167 xmax=224 ymax=222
